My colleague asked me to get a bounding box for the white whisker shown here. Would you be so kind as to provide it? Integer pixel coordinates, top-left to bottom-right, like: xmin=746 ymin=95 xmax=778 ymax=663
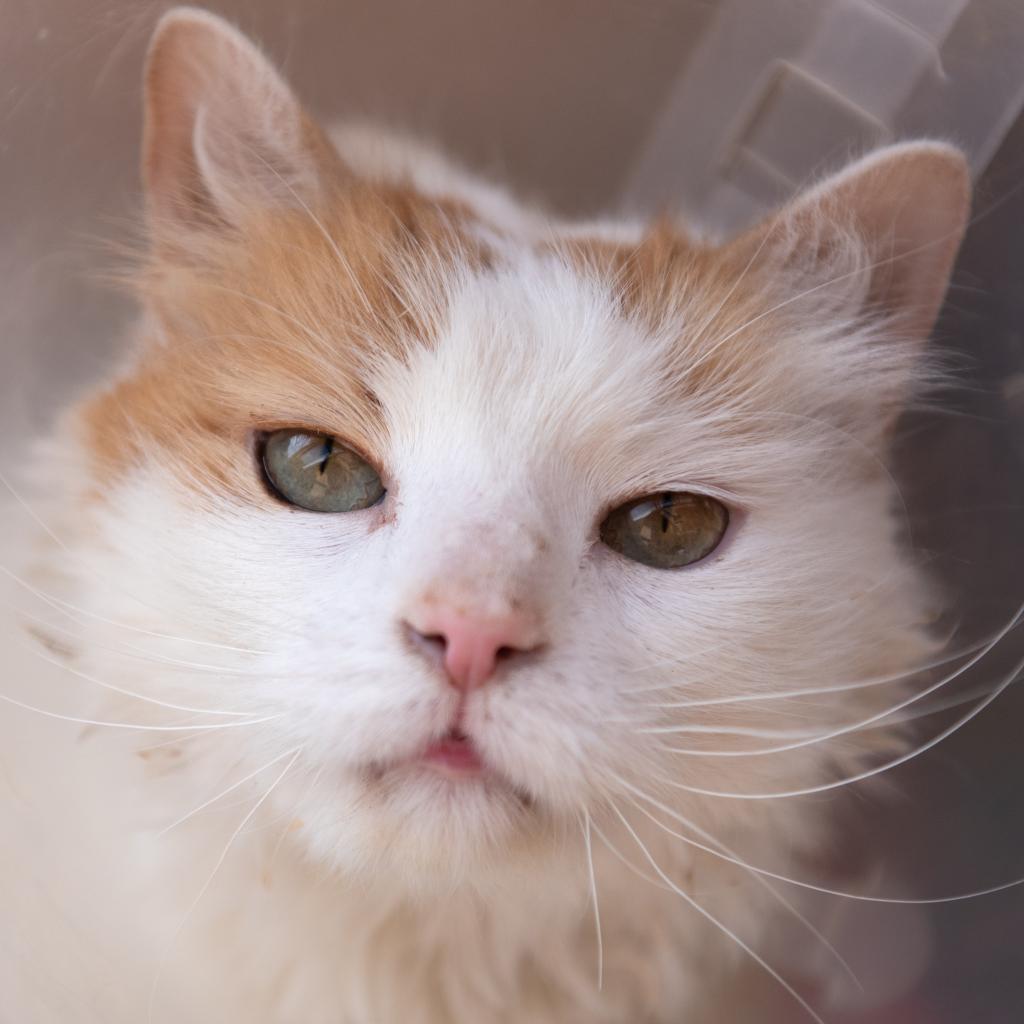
xmin=609 ymin=802 xmax=826 ymax=1024
xmin=626 ymin=607 xmax=945 ymax=694
xmin=0 ymin=692 xmax=279 ymax=733
xmin=655 ymin=684 xmax=1010 ymax=753
xmin=148 ymin=749 xmax=302 ymax=1023
xmin=644 ymin=603 xmax=1022 ymax=715
xmin=262 ymin=761 xmax=328 ymax=864
xmin=11 ymin=603 xmax=281 ymax=677
xmin=580 ymin=810 xmax=604 ymax=991
xmin=158 ymin=747 xmax=302 ymax=836
xmin=616 ymin=773 xmax=1024 ymax=907
xmin=1 ymin=564 xmax=269 ymax=655
xmin=655 ymin=604 xmax=1023 ymax=755
xmin=609 ymin=787 xmax=860 ymax=989
xmin=660 ymin=652 xmax=1024 ymax=800
xmin=865 ymin=681 xmax=1007 ymax=728
xmin=586 ymin=814 xmax=671 ymax=891
xmin=646 ymin=723 xmax=823 ymax=740
xmin=15 ymin=635 xmax=253 ymax=717
xmin=0 ymin=466 xmax=72 ymax=554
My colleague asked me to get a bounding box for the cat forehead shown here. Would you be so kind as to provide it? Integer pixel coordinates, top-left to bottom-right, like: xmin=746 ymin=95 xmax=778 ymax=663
xmin=370 ymin=236 xmax=795 ymax=498
xmin=380 ymin=254 xmax=658 ymax=440
xmin=371 ymin=255 xmax=657 ymax=501
xmin=88 ymin=192 xmax=807 ymax=506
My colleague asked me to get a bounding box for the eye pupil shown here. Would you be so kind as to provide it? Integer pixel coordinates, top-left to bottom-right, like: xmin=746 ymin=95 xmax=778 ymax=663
xmin=600 ymin=491 xmax=729 ymax=569
xmin=660 ymin=493 xmax=672 ymax=534
xmin=317 ymin=437 xmax=333 ymax=477
xmin=262 ymin=429 xmax=385 ymax=513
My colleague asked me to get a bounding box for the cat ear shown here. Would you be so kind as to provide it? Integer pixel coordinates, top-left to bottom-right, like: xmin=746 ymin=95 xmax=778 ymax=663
xmin=142 ymin=7 xmax=342 ymax=236
xmin=736 ymin=142 xmax=970 ymax=341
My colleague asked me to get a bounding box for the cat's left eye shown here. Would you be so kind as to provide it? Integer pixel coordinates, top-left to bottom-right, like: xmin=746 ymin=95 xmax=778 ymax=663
xmin=261 ymin=429 xmax=385 ymax=513
xmin=600 ymin=492 xmax=729 ymax=569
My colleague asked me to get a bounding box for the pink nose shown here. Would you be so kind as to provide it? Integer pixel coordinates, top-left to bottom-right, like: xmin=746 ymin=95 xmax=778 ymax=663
xmin=404 ymin=605 xmax=542 ymax=690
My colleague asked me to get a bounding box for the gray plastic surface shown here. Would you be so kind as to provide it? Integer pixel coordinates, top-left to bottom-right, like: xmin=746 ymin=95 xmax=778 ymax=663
xmin=623 ymin=0 xmax=1024 ymax=232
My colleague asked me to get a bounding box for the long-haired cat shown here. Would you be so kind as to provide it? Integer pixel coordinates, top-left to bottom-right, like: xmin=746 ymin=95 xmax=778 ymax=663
xmin=0 ymin=7 xmax=976 ymax=1022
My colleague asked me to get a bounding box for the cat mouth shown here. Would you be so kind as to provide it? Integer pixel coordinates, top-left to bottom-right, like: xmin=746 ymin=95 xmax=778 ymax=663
xmin=419 ymin=728 xmax=486 ymax=778
xmin=363 ymin=728 xmax=533 ymax=805
xmin=362 ymin=727 xmax=490 ymax=784
xmin=414 ymin=732 xmax=536 ymax=808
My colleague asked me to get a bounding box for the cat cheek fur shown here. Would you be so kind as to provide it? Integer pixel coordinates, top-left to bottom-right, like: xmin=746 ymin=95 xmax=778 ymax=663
xmin=1 ymin=7 xmax=972 ymax=1024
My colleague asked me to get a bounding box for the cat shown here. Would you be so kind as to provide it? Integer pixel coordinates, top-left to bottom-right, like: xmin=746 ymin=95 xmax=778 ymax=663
xmin=0 ymin=6 xmax=973 ymax=1023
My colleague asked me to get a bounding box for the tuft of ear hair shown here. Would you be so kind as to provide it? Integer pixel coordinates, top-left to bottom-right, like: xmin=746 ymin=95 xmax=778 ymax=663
xmin=734 ymin=141 xmax=970 ymax=342
xmin=143 ymin=6 xmax=343 ymax=237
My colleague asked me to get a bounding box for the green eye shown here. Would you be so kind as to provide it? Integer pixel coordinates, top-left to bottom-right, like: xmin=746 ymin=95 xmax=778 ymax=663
xmin=261 ymin=429 xmax=384 ymax=513
xmin=600 ymin=492 xmax=729 ymax=569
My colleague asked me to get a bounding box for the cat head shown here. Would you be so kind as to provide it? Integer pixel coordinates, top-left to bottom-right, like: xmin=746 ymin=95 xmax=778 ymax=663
xmin=62 ymin=8 xmax=969 ymax=886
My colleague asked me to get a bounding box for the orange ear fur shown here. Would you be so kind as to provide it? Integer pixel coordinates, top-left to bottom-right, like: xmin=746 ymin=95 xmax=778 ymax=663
xmin=143 ymin=7 xmax=343 ymax=239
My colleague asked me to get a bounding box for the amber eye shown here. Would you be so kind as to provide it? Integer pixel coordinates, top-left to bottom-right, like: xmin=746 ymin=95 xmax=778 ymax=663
xmin=600 ymin=492 xmax=729 ymax=568
xmin=261 ymin=429 xmax=384 ymax=513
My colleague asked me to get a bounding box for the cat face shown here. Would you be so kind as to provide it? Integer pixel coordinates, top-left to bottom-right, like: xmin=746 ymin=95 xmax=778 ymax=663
xmin=64 ymin=10 xmax=969 ymax=885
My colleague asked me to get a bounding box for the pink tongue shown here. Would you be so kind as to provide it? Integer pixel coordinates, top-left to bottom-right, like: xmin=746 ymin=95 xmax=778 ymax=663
xmin=423 ymin=732 xmax=484 ymax=774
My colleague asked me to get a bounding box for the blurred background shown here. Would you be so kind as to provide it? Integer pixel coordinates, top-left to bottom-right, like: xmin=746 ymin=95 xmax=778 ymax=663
xmin=2 ymin=1 xmax=1022 ymax=1020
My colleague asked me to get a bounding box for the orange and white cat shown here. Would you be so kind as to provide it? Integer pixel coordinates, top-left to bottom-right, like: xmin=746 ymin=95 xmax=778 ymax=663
xmin=0 ymin=8 xmax=971 ymax=1023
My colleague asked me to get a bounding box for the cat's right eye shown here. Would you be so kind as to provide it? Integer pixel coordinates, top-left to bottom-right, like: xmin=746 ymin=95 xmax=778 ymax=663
xmin=261 ymin=429 xmax=385 ymax=513
xmin=600 ymin=491 xmax=729 ymax=569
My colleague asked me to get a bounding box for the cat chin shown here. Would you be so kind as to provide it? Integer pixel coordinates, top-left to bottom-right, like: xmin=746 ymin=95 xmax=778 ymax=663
xmin=293 ymin=762 xmax=556 ymax=886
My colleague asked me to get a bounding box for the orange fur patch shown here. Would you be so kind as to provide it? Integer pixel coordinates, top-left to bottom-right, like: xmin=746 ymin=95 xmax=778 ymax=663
xmin=560 ymin=222 xmax=789 ymax=404
xmin=80 ymin=181 xmax=486 ymax=500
